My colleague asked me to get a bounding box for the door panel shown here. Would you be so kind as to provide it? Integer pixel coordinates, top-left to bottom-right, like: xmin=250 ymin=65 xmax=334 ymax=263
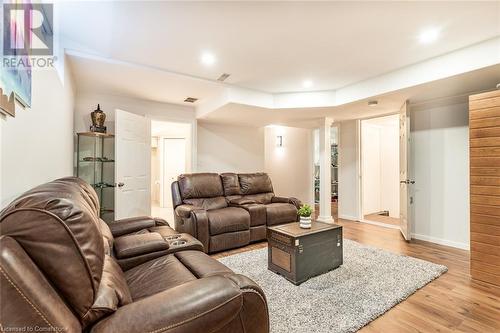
xmin=115 ymin=109 xmax=151 ymax=219
xmin=163 ymin=138 xmax=186 ymax=208
xmin=399 ymin=101 xmax=411 ymax=240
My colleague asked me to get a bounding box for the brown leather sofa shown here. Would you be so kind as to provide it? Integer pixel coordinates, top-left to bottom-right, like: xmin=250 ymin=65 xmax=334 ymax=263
xmin=0 ymin=177 xmax=269 ymax=333
xmin=172 ymin=172 xmax=301 ymax=253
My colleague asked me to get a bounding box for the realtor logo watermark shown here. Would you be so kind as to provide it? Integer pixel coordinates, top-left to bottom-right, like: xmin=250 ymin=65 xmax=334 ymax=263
xmin=3 ymin=3 xmax=55 ymax=69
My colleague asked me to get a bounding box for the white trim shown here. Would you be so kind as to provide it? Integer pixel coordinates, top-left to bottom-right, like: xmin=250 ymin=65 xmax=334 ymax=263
xmin=359 ymin=219 xmax=401 ymax=230
xmin=317 ymin=216 xmax=334 ymax=223
xmin=338 ymin=214 xmax=359 ymax=221
xmin=411 ymin=233 xmax=470 ymax=250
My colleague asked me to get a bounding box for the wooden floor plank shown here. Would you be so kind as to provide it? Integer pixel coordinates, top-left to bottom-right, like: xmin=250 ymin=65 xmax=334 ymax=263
xmin=211 ymin=218 xmax=500 ymax=332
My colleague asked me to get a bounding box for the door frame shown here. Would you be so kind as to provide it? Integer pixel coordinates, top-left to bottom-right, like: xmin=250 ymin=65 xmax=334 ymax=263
xmin=148 ymin=117 xmax=195 ymax=208
xmin=357 ymin=112 xmax=402 ymax=230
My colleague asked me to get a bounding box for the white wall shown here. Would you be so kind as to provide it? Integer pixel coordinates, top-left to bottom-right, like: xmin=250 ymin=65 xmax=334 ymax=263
xmin=410 ymin=99 xmax=470 ymax=249
xmin=361 ymin=116 xmax=399 ymax=218
xmin=338 ymin=120 xmax=361 ymax=220
xmin=264 ymin=126 xmax=313 ymax=204
xmin=197 ymin=122 xmax=265 ymax=173
xmin=380 ymin=122 xmax=400 ymax=218
xmin=74 ymin=93 xmax=196 ymax=134
xmin=1 ymin=60 xmax=75 ymax=208
xmin=74 ymin=92 xmax=197 ymax=175
xmin=361 ymin=123 xmax=381 ymax=215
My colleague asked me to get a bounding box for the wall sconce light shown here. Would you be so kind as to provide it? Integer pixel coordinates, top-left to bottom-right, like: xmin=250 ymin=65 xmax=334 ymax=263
xmin=277 ymin=135 xmax=283 ymax=147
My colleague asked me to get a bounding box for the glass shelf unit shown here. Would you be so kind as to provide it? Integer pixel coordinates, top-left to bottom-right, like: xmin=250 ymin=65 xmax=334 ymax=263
xmin=314 ymin=143 xmax=339 ymax=204
xmin=76 ymin=132 xmax=115 ymax=222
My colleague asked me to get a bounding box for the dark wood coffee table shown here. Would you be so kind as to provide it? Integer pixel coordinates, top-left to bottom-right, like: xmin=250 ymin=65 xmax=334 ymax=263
xmin=267 ymin=221 xmax=343 ymax=285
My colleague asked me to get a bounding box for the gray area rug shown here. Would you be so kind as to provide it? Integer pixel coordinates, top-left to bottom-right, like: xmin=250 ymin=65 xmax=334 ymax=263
xmin=219 ymin=239 xmax=447 ymax=333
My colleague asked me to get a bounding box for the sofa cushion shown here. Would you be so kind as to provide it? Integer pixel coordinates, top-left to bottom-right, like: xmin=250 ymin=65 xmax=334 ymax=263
xmin=184 ymin=196 xmax=227 ymax=210
xmin=238 ymin=173 xmax=273 ymax=195
xmin=207 ymin=207 xmax=250 ymax=235
xmin=125 ymin=254 xmax=196 ymax=300
xmin=266 ymin=203 xmax=298 ymax=226
xmin=178 ymin=173 xmax=224 ymax=199
xmin=221 ymin=173 xmax=241 ymax=196
xmin=243 ymin=192 xmax=274 ymax=204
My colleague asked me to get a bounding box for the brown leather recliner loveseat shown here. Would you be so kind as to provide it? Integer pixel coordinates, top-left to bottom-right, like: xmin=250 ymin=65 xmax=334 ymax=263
xmin=0 ymin=177 xmax=269 ymax=333
xmin=172 ymin=172 xmax=301 ymax=253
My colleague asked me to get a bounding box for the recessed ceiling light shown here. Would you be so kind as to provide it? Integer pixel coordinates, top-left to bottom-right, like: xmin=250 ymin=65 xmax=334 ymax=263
xmin=201 ymin=52 xmax=216 ymax=66
xmin=418 ymin=27 xmax=440 ymax=44
xmin=303 ymin=80 xmax=313 ymax=88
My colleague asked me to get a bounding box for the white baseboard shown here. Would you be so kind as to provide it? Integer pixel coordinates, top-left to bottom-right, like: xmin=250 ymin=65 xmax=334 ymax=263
xmin=359 ymin=219 xmax=401 ymax=230
xmin=338 ymin=214 xmax=358 ymax=221
xmin=411 ymin=233 xmax=470 ymax=250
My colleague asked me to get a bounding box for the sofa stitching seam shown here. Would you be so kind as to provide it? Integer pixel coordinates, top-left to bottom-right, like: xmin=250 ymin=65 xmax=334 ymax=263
xmin=145 ymin=293 xmax=241 ymax=333
xmin=0 ymin=266 xmax=55 ymax=330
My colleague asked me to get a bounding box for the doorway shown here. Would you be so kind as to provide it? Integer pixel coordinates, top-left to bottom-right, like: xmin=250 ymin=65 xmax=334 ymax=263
xmin=361 ymin=114 xmax=400 ymax=227
xmin=313 ymin=125 xmax=339 ymax=220
xmin=150 ymin=120 xmax=192 ymax=222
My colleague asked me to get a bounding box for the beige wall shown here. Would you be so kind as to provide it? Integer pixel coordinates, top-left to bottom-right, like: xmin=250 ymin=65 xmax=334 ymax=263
xmin=197 ymin=122 xmax=265 ymax=173
xmin=338 ymin=120 xmax=361 ymax=220
xmin=74 ymin=93 xmax=195 ymax=134
xmin=1 ymin=60 xmax=75 ymax=208
xmin=264 ymin=126 xmax=313 ymax=205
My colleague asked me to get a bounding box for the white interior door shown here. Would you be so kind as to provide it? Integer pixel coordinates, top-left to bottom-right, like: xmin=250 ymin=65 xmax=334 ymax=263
xmin=399 ymin=101 xmax=412 ymax=240
xmin=115 ymin=109 xmax=151 ymax=219
xmin=162 ymin=138 xmax=186 ymax=208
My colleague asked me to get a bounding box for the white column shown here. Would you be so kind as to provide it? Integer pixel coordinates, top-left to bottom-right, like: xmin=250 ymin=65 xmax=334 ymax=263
xmin=317 ymin=117 xmax=334 ymax=223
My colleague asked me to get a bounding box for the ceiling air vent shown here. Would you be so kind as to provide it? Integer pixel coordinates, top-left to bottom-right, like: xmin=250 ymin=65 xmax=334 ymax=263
xmin=184 ymin=97 xmax=198 ymax=103
xmin=217 ymin=73 xmax=231 ymax=82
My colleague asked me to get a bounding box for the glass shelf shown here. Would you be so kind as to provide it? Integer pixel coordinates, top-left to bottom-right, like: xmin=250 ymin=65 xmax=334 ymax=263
xmin=76 ymin=132 xmax=115 ymax=222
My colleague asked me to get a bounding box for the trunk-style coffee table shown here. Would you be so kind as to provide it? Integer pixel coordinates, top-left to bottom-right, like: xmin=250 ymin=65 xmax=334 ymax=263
xmin=267 ymin=221 xmax=343 ymax=285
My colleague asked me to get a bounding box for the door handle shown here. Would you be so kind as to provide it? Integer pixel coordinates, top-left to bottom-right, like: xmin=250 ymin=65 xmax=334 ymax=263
xmin=400 ymin=180 xmax=416 ymax=184
xmin=117 ymin=182 xmax=125 ymax=188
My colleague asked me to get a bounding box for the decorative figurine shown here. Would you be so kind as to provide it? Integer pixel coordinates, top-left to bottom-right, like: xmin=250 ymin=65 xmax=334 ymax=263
xmin=90 ymin=104 xmax=107 ymax=133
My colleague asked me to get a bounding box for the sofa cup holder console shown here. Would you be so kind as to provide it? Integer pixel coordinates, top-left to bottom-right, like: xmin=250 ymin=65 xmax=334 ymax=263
xmin=169 ymin=240 xmax=187 ymax=246
xmin=165 ymin=235 xmax=182 ymax=241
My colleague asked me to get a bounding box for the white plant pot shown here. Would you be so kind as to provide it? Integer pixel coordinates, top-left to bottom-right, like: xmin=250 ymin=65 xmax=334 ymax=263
xmin=299 ymin=216 xmax=312 ymax=229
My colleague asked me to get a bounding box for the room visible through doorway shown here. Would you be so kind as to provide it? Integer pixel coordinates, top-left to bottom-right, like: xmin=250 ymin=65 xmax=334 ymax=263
xmin=361 ymin=114 xmax=400 ymax=227
xmin=150 ymin=120 xmax=193 ymax=222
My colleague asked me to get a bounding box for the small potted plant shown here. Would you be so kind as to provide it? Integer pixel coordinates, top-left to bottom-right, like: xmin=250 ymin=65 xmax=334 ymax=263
xmin=298 ymin=204 xmax=313 ymax=229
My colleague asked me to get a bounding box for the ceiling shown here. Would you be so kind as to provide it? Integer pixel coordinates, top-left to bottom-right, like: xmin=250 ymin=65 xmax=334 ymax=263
xmin=63 ymin=1 xmax=500 ymax=99
xmin=199 ymin=64 xmax=500 ymax=128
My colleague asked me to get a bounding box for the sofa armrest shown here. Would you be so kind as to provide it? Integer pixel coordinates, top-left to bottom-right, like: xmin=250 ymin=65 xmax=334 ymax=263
xmin=174 ymin=207 xmax=210 ymax=253
xmin=110 ymin=217 xmax=170 ymax=236
xmin=90 ymin=276 xmax=244 ymax=333
xmin=114 ymin=233 xmax=169 ymax=259
xmin=175 ymin=204 xmax=198 ymax=218
xmin=109 ymin=216 xmax=156 ymax=236
xmin=272 ymin=196 xmax=302 ymax=209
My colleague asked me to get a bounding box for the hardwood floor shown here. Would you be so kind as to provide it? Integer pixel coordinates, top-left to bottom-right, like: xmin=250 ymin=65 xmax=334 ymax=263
xmin=211 ymin=219 xmax=500 ymax=332
xmin=364 ymin=213 xmax=400 ymax=226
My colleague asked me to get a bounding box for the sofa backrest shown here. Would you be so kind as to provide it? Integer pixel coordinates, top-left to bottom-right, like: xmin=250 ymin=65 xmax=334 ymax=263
xmin=176 ymin=173 xmax=227 ymax=210
xmin=221 ymin=173 xmax=275 ymax=204
xmin=0 ymin=177 xmax=131 ymax=330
